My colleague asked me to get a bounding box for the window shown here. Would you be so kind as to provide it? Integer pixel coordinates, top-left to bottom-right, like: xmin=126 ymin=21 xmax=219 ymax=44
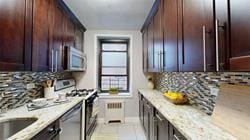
xmin=98 ymin=39 xmax=130 ymax=93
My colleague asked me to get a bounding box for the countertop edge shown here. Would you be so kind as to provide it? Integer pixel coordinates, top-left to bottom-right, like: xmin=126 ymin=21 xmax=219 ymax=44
xmin=138 ymin=89 xmax=237 ymax=140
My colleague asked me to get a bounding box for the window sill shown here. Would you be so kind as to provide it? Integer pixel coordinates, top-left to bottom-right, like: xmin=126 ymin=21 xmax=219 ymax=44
xmin=98 ymin=92 xmax=132 ymax=99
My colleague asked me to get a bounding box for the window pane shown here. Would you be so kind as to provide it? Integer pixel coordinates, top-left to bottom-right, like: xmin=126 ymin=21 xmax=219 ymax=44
xmin=102 ymin=43 xmax=127 ymax=51
xmin=101 ymin=76 xmax=127 ymax=91
xmin=102 ymin=67 xmax=126 ymax=75
xmin=102 ymin=52 xmax=127 ymax=67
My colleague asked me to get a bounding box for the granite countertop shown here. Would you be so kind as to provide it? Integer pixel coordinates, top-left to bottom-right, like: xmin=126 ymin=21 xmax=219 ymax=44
xmin=138 ymin=89 xmax=237 ymax=140
xmin=0 ymin=97 xmax=84 ymax=140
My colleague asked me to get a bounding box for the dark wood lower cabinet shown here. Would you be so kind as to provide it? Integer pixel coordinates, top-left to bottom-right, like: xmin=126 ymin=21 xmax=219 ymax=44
xmin=155 ymin=111 xmax=169 ymax=140
xmin=32 ymin=120 xmax=60 ymax=140
xmin=139 ymin=94 xmax=144 ymax=125
xmin=139 ymin=92 xmax=187 ymax=140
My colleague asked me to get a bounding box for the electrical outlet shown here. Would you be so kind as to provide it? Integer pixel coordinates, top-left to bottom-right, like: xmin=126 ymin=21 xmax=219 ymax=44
xmin=26 ymin=83 xmax=35 ymax=89
xmin=210 ymin=87 xmax=219 ymax=96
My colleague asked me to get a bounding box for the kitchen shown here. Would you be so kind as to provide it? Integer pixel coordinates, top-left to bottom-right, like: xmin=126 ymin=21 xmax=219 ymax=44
xmin=0 ymin=0 xmax=250 ymax=140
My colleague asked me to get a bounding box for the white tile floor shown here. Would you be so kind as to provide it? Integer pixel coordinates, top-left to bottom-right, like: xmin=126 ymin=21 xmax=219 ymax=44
xmin=91 ymin=122 xmax=147 ymax=140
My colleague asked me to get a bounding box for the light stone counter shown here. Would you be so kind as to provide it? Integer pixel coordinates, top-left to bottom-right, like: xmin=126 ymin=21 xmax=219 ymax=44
xmin=138 ymin=89 xmax=237 ymax=140
xmin=0 ymin=97 xmax=84 ymax=140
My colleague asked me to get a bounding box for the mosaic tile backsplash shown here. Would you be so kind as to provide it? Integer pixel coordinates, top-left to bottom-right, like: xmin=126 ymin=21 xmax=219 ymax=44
xmin=0 ymin=72 xmax=72 ymax=110
xmin=155 ymin=72 xmax=250 ymax=115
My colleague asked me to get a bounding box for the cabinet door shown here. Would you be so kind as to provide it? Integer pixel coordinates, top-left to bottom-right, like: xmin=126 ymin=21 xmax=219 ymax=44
xmin=32 ymin=0 xmax=52 ymax=71
xmin=75 ymin=28 xmax=84 ymax=52
xmin=0 ymin=0 xmax=32 ymax=71
xmin=229 ymin=0 xmax=250 ymax=71
xmin=51 ymin=2 xmax=64 ymax=72
xmin=179 ymin=0 xmax=215 ymax=72
xmin=64 ymin=17 xmax=75 ymax=47
xmin=139 ymin=94 xmax=144 ymax=125
xmin=162 ymin=0 xmax=178 ymax=72
xmin=143 ymin=99 xmax=149 ymax=137
xmin=215 ymin=0 xmax=230 ymax=71
xmin=147 ymin=21 xmax=155 ymax=72
xmin=153 ymin=0 xmax=164 ymax=72
xmin=155 ymin=112 xmax=169 ymax=140
xmin=142 ymin=28 xmax=148 ymax=72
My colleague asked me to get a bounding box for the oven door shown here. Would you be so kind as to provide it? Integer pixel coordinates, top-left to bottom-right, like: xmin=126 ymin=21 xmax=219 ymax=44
xmin=66 ymin=46 xmax=87 ymax=71
xmin=85 ymin=94 xmax=98 ymax=140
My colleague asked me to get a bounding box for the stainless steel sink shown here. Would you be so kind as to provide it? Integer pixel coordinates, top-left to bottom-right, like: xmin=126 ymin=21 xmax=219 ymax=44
xmin=0 ymin=117 xmax=37 ymax=139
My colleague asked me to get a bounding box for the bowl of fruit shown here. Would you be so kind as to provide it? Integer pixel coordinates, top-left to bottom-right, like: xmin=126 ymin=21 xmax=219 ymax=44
xmin=163 ymin=91 xmax=189 ymax=105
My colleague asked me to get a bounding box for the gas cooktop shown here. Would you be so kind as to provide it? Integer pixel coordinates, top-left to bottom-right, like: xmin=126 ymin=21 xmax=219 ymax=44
xmin=66 ymin=89 xmax=95 ymax=97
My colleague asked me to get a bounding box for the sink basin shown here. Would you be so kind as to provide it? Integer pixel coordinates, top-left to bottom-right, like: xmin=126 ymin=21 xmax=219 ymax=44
xmin=0 ymin=117 xmax=37 ymax=139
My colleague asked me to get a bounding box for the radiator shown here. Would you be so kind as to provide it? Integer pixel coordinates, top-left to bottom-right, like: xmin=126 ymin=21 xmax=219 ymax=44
xmin=105 ymin=100 xmax=125 ymax=124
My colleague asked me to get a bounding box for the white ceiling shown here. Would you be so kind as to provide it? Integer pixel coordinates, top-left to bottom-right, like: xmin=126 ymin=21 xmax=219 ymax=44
xmin=63 ymin=0 xmax=155 ymax=30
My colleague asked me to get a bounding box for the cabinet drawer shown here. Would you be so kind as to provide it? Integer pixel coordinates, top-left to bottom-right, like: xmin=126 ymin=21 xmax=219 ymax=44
xmin=169 ymin=124 xmax=186 ymax=140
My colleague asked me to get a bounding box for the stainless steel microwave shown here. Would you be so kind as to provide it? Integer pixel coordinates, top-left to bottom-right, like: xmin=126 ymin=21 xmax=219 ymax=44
xmin=64 ymin=46 xmax=87 ymax=71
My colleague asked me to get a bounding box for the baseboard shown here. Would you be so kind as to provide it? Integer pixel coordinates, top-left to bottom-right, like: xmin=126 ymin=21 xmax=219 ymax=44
xmin=97 ymin=117 xmax=140 ymax=124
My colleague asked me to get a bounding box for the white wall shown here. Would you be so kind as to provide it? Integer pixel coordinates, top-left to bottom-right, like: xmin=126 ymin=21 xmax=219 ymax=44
xmin=73 ymin=30 xmax=148 ymax=118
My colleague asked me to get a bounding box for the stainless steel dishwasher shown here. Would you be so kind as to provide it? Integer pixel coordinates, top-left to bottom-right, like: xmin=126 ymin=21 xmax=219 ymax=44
xmin=59 ymin=102 xmax=83 ymax=140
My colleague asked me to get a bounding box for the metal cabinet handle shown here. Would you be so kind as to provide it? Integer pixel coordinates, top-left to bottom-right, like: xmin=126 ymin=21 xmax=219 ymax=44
xmin=156 ymin=114 xmax=163 ymax=122
xmin=146 ymin=104 xmax=151 ymax=109
xmin=55 ymin=50 xmax=58 ymax=72
xmin=202 ymin=25 xmax=207 ymax=72
xmin=51 ymin=49 xmax=54 ymax=72
xmin=158 ymin=52 xmax=161 ymax=72
xmin=215 ymin=19 xmax=219 ymax=71
xmin=160 ymin=51 xmax=163 ymax=72
xmin=48 ymin=127 xmax=55 ymax=133
xmin=174 ymin=134 xmax=180 ymax=140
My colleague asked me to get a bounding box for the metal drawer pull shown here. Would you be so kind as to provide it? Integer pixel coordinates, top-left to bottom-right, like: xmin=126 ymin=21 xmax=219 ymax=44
xmin=156 ymin=114 xmax=163 ymax=122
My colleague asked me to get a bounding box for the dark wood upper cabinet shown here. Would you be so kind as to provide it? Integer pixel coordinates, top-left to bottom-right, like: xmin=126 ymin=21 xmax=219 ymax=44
xmin=214 ymin=0 xmax=230 ymax=71
xmin=142 ymin=0 xmax=215 ymax=72
xmin=0 ymin=0 xmax=86 ymax=72
xmin=51 ymin=0 xmax=65 ymax=72
xmin=153 ymin=0 xmax=164 ymax=72
xmin=32 ymin=0 xmax=51 ymax=71
xmin=142 ymin=28 xmax=148 ymax=72
xmin=229 ymin=0 xmax=250 ymax=71
xmin=215 ymin=0 xmax=250 ymax=71
xmin=147 ymin=21 xmax=156 ymax=72
xmin=0 ymin=0 xmax=32 ymax=71
xmin=64 ymin=17 xmax=75 ymax=47
xmin=162 ymin=0 xmax=178 ymax=72
xmin=179 ymin=0 xmax=215 ymax=72
xmin=75 ymin=28 xmax=84 ymax=52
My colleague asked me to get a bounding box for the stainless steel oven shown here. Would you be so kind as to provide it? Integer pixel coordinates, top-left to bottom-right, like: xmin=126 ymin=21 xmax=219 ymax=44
xmin=64 ymin=46 xmax=87 ymax=71
xmin=85 ymin=92 xmax=99 ymax=140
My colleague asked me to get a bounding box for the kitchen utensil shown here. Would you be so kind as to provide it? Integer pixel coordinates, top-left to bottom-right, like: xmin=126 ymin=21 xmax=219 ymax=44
xmin=211 ymin=84 xmax=250 ymax=140
xmin=46 ymin=80 xmax=52 ymax=87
